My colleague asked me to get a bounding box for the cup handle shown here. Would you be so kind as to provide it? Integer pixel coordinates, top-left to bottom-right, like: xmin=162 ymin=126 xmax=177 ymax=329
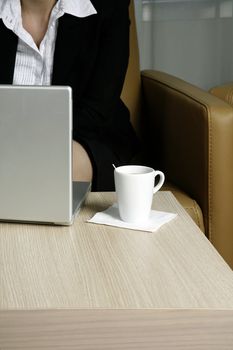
xmin=153 ymin=171 xmax=165 ymax=194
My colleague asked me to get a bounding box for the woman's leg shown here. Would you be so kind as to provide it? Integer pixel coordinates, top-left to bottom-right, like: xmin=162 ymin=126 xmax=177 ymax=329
xmin=72 ymin=141 xmax=93 ymax=182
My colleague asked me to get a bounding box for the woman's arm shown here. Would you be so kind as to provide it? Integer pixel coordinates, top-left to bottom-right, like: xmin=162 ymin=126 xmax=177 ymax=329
xmin=73 ymin=0 xmax=131 ymax=140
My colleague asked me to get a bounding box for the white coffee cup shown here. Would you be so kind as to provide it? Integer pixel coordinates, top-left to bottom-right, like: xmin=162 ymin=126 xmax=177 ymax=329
xmin=114 ymin=165 xmax=165 ymax=223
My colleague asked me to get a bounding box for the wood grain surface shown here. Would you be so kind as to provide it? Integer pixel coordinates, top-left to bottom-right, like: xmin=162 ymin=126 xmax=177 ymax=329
xmin=0 ymin=309 xmax=233 ymax=350
xmin=1 ymin=191 xmax=233 ymax=349
xmin=0 ymin=192 xmax=233 ymax=310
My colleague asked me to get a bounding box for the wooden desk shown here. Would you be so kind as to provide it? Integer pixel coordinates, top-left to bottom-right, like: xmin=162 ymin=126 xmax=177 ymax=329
xmin=0 ymin=192 xmax=233 ymax=349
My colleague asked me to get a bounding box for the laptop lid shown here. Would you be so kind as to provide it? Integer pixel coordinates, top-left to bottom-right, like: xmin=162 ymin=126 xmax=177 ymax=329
xmin=0 ymin=85 xmax=73 ymax=224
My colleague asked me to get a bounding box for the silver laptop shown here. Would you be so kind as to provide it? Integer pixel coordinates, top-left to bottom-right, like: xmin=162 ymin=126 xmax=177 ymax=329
xmin=0 ymin=85 xmax=91 ymax=225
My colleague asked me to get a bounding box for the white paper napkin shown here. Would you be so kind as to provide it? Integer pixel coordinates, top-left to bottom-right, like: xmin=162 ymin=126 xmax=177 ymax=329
xmin=87 ymin=203 xmax=177 ymax=232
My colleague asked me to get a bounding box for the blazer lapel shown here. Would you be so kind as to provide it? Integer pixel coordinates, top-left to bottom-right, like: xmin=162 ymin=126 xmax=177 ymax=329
xmin=0 ymin=21 xmax=18 ymax=84
xmin=52 ymin=14 xmax=97 ymax=85
xmin=0 ymin=14 xmax=98 ymax=86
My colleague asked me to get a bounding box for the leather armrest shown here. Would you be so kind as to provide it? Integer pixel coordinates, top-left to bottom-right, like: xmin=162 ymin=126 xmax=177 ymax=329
xmin=141 ymin=70 xmax=233 ymax=267
xmin=209 ymin=83 xmax=233 ymax=107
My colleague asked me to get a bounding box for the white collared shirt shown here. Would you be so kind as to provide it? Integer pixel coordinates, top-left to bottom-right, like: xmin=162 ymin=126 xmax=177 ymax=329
xmin=0 ymin=0 xmax=97 ymax=85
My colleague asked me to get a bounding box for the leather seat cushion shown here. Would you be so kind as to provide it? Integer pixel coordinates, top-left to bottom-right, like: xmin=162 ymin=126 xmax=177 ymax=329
xmin=162 ymin=182 xmax=205 ymax=233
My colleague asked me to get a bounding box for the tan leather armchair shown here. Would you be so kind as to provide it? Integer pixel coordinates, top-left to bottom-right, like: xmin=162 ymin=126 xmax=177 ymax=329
xmin=121 ymin=1 xmax=233 ymax=269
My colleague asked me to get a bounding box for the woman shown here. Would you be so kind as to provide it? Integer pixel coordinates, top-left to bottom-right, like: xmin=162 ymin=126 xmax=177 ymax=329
xmin=0 ymin=0 xmax=139 ymax=190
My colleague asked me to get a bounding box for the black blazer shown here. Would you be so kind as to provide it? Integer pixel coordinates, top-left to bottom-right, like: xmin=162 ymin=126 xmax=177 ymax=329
xmin=0 ymin=0 xmax=138 ymax=161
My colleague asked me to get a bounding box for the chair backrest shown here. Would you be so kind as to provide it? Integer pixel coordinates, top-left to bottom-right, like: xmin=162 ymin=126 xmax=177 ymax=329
xmin=121 ymin=0 xmax=142 ymax=132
